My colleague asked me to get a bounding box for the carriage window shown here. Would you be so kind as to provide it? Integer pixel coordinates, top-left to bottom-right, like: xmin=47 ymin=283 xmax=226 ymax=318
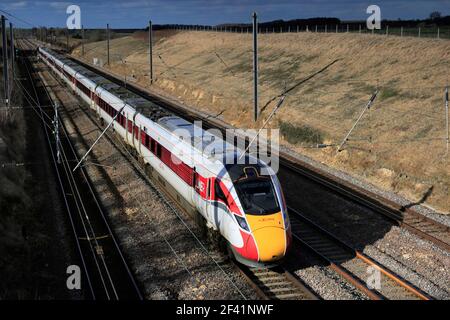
xmin=156 ymin=143 xmax=162 ymax=158
xmin=150 ymin=139 xmax=156 ymax=154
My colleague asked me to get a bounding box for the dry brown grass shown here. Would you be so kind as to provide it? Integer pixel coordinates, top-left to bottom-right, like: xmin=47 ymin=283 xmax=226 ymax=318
xmin=73 ymin=31 xmax=450 ymax=214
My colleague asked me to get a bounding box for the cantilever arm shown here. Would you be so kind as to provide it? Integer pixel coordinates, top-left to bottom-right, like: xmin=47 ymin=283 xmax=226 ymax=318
xmin=72 ymin=105 xmax=125 ymax=172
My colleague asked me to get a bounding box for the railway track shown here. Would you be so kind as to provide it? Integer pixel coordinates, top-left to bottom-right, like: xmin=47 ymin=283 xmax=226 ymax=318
xmin=238 ymin=266 xmax=318 ymax=300
xmin=281 ymin=159 xmax=450 ymax=253
xmin=16 ymin=39 xmax=143 ymax=300
xmin=61 ymin=51 xmax=449 ymax=253
xmin=288 ymin=207 xmax=432 ymax=300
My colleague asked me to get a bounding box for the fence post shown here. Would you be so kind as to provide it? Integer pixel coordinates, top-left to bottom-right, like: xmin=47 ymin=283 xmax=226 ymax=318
xmin=359 ymin=24 xmax=361 ymax=33
xmin=325 ymin=25 xmax=327 ymax=33
xmin=418 ymin=27 xmax=421 ymax=38
xmin=401 ymin=26 xmax=403 ymax=37
xmin=386 ymin=25 xmax=389 ymax=36
xmin=315 ymin=25 xmax=317 ymax=32
xmin=306 ymin=25 xmax=309 ymax=32
xmin=297 ymin=25 xmax=299 ymax=33
xmin=347 ymin=24 xmax=349 ymax=33
xmin=437 ymin=28 xmax=440 ymax=39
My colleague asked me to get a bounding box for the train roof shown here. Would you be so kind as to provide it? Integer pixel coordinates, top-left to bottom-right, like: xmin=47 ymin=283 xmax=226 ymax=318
xmin=158 ymin=116 xmax=237 ymax=159
xmin=40 ymin=47 xmax=174 ymax=121
xmin=39 ymin=47 xmax=262 ymax=172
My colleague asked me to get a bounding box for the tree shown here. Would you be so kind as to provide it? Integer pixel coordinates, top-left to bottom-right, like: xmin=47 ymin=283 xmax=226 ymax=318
xmin=429 ymin=11 xmax=442 ymax=20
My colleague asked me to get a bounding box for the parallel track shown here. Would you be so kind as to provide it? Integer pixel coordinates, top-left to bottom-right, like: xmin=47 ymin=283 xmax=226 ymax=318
xmin=17 ymin=39 xmax=143 ymax=300
xmin=289 ymin=207 xmax=431 ymax=300
xmin=281 ymin=159 xmax=450 ymax=253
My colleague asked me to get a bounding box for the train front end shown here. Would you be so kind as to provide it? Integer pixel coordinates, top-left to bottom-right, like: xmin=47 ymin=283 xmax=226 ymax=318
xmin=226 ymin=162 xmax=292 ymax=267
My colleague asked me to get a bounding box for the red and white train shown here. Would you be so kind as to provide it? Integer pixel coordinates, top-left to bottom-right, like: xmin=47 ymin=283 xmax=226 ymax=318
xmin=38 ymin=47 xmax=292 ymax=267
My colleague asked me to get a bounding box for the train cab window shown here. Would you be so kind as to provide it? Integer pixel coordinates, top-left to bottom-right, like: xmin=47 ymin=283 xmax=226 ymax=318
xmin=227 ymin=163 xmax=280 ymax=215
xmin=234 ymin=178 xmax=279 ymax=215
xmin=214 ymin=180 xmax=228 ymax=205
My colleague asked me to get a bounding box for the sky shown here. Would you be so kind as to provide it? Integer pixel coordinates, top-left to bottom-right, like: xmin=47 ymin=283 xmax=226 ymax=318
xmin=1 ymin=0 xmax=450 ymax=28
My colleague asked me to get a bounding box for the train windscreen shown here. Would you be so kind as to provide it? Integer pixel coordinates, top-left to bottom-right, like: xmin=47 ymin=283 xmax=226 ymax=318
xmin=227 ymin=164 xmax=280 ymax=215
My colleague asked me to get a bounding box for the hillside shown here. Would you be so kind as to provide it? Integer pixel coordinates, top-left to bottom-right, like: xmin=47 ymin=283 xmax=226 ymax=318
xmin=72 ymin=31 xmax=450 ymax=214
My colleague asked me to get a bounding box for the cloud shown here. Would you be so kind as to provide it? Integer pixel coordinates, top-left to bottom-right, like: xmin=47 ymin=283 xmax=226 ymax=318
xmin=48 ymin=1 xmax=72 ymax=10
xmin=4 ymin=1 xmax=28 ymax=9
xmin=11 ymin=1 xmax=28 ymax=8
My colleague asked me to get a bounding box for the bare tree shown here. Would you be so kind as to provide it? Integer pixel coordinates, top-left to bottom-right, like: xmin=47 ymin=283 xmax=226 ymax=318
xmin=429 ymin=11 xmax=442 ymax=20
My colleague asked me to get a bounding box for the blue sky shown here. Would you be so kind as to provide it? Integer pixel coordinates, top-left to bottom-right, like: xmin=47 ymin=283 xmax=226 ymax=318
xmin=1 ymin=0 xmax=450 ymax=28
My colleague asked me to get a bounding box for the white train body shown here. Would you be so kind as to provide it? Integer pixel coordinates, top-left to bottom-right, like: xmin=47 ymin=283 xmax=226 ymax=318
xmin=38 ymin=47 xmax=291 ymax=267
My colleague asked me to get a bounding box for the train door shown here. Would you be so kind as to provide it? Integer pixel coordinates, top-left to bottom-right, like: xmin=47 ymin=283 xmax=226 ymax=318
xmin=90 ymin=90 xmax=96 ymax=110
xmin=210 ymin=178 xmax=231 ymax=232
xmin=137 ymin=126 xmax=142 ymax=155
xmin=125 ymin=114 xmax=129 ymax=143
xmin=192 ymin=171 xmax=212 ymax=224
xmin=94 ymin=86 xmax=100 ymax=115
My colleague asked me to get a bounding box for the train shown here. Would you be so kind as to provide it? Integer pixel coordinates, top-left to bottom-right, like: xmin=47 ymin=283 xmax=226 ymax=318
xmin=38 ymin=47 xmax=292 ymax=267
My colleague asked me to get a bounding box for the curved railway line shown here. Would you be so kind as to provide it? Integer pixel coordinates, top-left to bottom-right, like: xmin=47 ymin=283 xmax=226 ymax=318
xmin=16 ymin=39 xmax=143 ymax=300
xmin=17 ymin=38 xmax=447 ymax=300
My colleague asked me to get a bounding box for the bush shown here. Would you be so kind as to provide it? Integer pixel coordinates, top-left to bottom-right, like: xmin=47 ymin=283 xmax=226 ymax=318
xmin=380 ymin=87 xmax=399 ymax=100
xmin=279 ymin=120 xmax=324 ymax=145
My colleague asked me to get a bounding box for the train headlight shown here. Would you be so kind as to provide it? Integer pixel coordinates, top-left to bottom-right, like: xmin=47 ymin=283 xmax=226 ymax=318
xmin=234 ymin=215 xmax=249 ymax=232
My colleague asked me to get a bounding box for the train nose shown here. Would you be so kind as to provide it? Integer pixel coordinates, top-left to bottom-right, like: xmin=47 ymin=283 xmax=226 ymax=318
xmin=252 ymin=226 xmax=286 ymax=262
